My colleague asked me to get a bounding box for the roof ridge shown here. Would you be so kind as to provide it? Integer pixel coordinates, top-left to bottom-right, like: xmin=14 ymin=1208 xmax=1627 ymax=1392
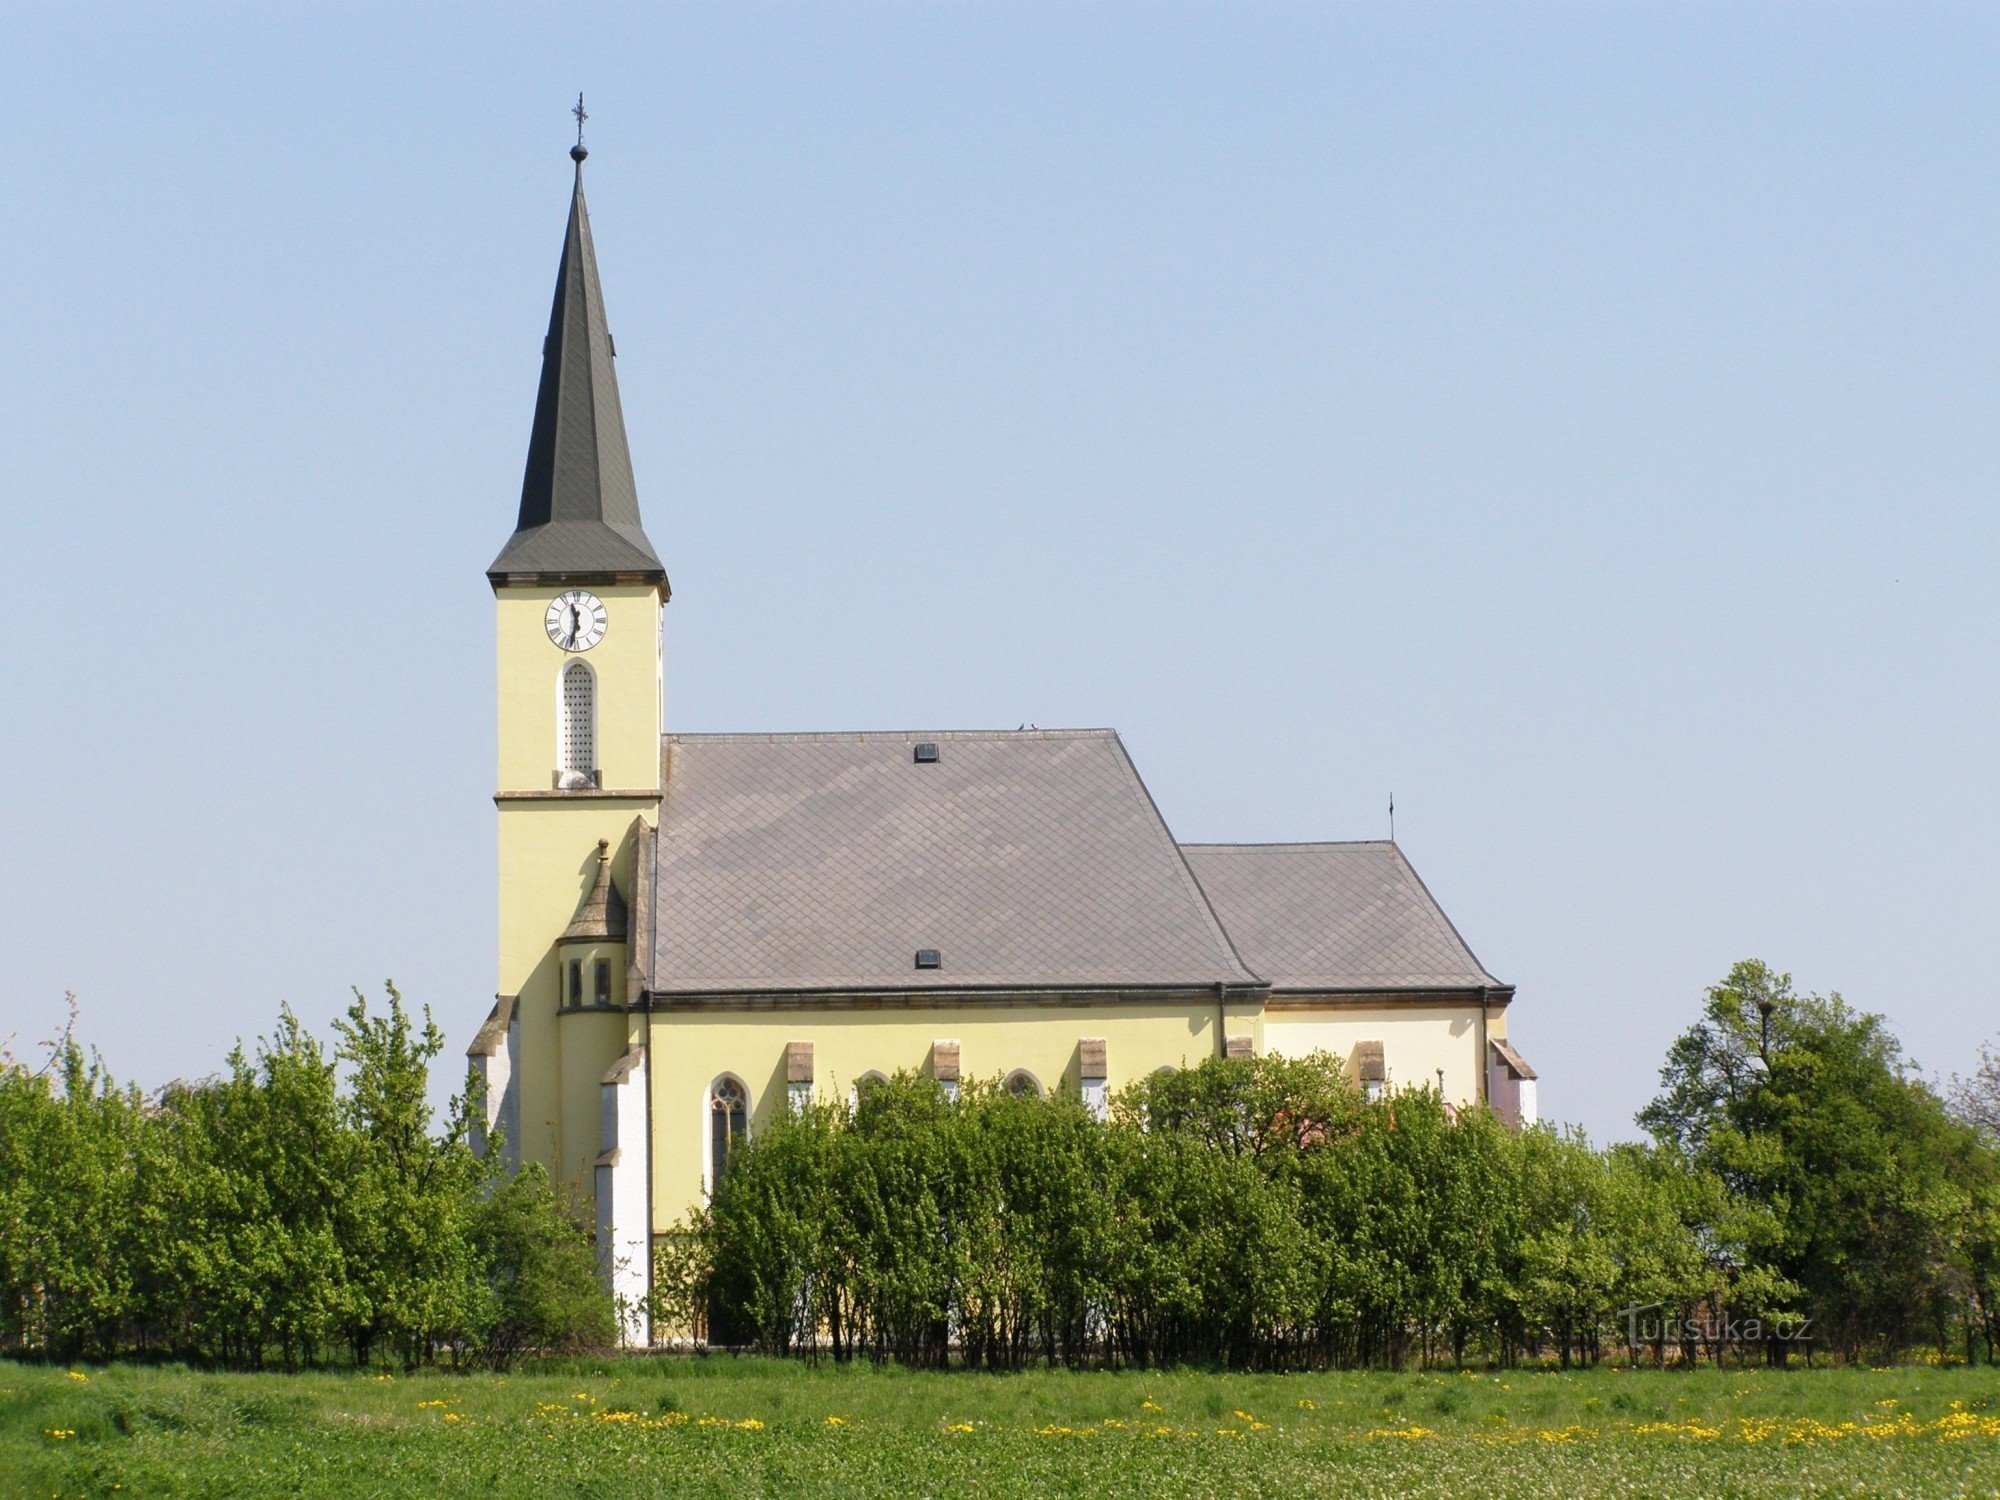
xmin=660 ymin=727 xmax=1121 ymax=744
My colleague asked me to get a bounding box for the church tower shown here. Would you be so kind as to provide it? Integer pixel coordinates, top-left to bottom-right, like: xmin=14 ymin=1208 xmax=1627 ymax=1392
xmin=479 ymin=132 xmax=666 ymax=1212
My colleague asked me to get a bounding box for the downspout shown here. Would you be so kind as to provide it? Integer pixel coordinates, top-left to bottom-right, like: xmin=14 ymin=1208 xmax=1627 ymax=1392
xmin=1216 ymin=982 xmax=1227 ymax=1059
xmin=1477 ymin=987 xmax=1490 ymax=1107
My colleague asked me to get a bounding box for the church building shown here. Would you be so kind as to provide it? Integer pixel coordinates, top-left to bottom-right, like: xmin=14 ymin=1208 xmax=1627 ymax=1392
xmin=469 ymin=145 xmax=1537 ymax=1346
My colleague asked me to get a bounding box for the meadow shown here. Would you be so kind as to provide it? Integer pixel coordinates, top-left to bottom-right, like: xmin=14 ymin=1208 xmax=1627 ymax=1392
xmin=6 ymin=1359 xmax=2000 ymax=1499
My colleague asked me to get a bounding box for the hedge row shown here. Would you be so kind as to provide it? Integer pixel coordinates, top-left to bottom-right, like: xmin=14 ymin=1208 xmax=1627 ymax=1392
xmin=0 ymin=990 xmax=613 ymax=1367
xmin=658 ymin=966 xmax=2000 ymax=1370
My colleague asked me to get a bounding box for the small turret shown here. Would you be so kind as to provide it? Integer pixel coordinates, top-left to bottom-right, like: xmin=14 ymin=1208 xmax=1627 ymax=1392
xmin=561 ymin=839 xmax=629 ymax=943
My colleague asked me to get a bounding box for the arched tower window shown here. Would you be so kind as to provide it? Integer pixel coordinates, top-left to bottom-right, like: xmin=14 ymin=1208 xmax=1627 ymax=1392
xmin=708 ymin=1076 xmax=748 ymax=1192
xmin=559 ymin=660 xmax=595 ymax=781
xmin=1003 ymin=1070 xmax=1043 ymax=1100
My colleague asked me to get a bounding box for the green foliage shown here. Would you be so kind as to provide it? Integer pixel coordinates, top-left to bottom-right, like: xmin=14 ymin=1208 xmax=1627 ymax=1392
xmin=663 ymin=1058 xmax=1725 ymax=1370
xmin=469 ymin=1165 xmax=616 ymax=1362
xmin=669 ymin=967 xmax=2000 ymax=1372
xmin=0 ymin=990 xmax=614 ymax=1368
xmin=1641 ymin=960 xmax=1999 ymax=1363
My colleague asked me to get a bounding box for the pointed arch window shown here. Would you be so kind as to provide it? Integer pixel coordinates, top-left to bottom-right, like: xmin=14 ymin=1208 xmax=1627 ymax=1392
xmin=1003 ymin=1070 xmax=1043 ymax=1100
xmin=559 ymin=661 xmax=596 ymax=782
xmin=708 ymin=1077 xmax=748 ymax=1192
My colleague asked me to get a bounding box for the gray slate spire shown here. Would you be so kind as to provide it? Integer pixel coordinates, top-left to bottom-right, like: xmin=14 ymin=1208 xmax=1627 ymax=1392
xmin=489 ymin=149 xmax=669 ymax=587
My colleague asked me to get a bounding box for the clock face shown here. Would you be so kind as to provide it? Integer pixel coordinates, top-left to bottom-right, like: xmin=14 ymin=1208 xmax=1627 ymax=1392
xmin=545 ymin=590 xmax=608 ymax=652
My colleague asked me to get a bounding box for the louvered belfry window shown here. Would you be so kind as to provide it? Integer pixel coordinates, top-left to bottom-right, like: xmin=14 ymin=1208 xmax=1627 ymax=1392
xmin=559 ymin=662 xmax=595 ymax=776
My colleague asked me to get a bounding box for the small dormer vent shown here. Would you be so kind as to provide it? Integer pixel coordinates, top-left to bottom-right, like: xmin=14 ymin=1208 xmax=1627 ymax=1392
xmin=913 ymin=742 xmax=940 ymax=764
xmin=914 ymin=948 xmax=942 ymax=969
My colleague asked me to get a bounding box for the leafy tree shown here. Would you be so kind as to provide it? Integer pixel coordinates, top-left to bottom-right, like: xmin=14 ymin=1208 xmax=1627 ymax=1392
xmin=333 ymin=985 xmax=485 ymax=1367
xmin=469 ymin=1164 xmax=615 ymax=1364
xmin=1953 ymin=1041 xmax=2000 ymax=1142
xmin=1641 ymin=960 xmax=1987 ymax=1362
xmin=0 ymin=992 xmax=612 ymax=1368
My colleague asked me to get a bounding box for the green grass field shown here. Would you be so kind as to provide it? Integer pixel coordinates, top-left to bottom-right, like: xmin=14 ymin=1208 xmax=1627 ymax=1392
xmin=5 ymin=1358 xmax=1999 ymax=1498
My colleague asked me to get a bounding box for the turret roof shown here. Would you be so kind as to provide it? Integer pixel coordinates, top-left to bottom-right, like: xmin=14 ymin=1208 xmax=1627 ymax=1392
xmin=561 ymin=839 xmax=629 ymax=943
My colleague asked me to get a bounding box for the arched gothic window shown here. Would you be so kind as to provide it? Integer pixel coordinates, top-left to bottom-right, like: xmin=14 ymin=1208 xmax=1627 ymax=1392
xmin=1003 ymin=1070 xmax=1042 ymax=1100
xmin=709 ymin=1077 xmax=747 ymax=1191
xmin=559 ymin=661 xmax=595 ymax=780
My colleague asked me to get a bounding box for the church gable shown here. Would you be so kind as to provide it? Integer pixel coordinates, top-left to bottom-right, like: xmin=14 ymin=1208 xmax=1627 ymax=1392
xmin=646 ymin=729 xmax=1260 ymax=996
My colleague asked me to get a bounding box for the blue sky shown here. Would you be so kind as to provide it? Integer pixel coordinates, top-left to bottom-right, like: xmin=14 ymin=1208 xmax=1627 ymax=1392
xmin=2 ymin=5 xmax=1995 ymax=1141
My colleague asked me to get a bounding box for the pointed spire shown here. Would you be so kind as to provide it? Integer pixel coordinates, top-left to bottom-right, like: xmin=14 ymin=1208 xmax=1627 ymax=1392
xmin=561 ymin=840 xmax=629 ymax=943
xmin=490 ymin=131 xmax=668 ymax=588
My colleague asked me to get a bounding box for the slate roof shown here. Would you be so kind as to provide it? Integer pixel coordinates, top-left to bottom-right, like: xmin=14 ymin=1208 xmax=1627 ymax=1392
xmin=646 ymin=730 xmax=1260 ymax=995
xmin=490 ymin=156 xmax=668 ymax=586
xmin=1179 ymin=842 xmax=1505 ymax=994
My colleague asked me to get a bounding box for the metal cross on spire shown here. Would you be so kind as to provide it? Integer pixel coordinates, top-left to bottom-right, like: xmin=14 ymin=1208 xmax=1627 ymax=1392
xmin=571 ymin=93 xmax=589 ymax=162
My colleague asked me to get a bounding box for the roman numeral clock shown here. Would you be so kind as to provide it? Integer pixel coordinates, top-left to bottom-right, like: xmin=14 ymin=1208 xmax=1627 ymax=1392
xmin=545 ymin=589 xmax=608 ymax=652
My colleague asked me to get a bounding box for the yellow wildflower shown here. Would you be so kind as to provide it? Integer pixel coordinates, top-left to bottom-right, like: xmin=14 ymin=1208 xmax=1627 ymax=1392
xmin=65 ymin=1371 xmax=87 ymax=1383
xmin=825 ymin=1414 xmax=846 ymax=1427
xmin=1296 ymin=1398 xmax=1316 ymax=1411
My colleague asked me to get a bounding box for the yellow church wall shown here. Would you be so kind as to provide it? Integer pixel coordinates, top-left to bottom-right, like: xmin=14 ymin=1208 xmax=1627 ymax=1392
xmin=1260 ymin=1004 xmax=1487 ymax=1105
xmin=555 ymin=1006 xmax=640 ymax=1190
xmin=496 ymin=805 xmax=653 ymax=1193
xmin=495 ymin=584 xmax=664 ymax=793
xmin=645 ymin=1000 xmax=1260 ymax=1230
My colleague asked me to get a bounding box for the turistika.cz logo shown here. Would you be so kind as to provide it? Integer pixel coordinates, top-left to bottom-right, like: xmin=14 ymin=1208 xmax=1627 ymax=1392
xmin=1618 ymin=1303 xmax=1813 ymax=1348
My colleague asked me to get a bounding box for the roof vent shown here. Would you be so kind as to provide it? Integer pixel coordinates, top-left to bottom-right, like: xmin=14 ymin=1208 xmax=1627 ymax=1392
xmin=914 ymin=948 xmax=941 ymax=970
xmin=913 ymin=742 xmax=939 ymax=764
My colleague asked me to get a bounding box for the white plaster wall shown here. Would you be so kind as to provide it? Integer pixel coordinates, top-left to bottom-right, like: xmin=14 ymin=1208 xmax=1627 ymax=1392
xmin=1261 ymin=1006 xmax=1484 ymax=1107
xmin=471 ymin=1006 xmax=522 ymax=1169
xmin=595 ymin=1050 xmax=652 ymax=1348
